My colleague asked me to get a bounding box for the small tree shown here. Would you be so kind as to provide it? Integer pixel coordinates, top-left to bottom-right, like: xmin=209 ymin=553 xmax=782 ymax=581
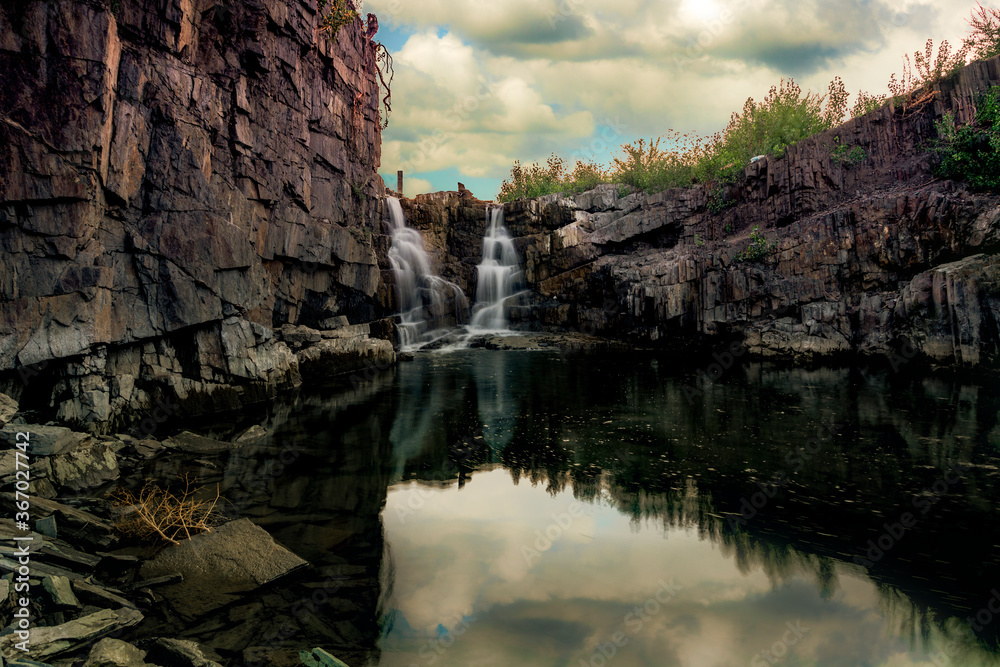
xmin=965 ymin=2 xmax=1000 ymax=61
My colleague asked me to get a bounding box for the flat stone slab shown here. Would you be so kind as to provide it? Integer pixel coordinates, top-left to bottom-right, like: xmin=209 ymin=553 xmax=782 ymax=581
xmin=0 ymin=608 xmax=143 ymax=661
xmin=139 ymin=518 xmax=307 ymax=619
xmin=0 ymin=424 xmax=88 ymax=456
xmin=162 ymin=431 xmax=236 ymax=455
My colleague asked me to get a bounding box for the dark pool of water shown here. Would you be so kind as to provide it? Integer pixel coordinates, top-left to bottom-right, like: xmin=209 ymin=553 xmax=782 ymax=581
xmin=144 ymin=351 xmax=1000 ymax=666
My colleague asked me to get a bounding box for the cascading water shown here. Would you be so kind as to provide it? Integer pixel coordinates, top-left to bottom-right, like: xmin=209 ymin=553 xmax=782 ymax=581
xmin=470 ymin=205 xmax=524 ymax=331
xmin=386 ymin=197 xmax=468 ymax=349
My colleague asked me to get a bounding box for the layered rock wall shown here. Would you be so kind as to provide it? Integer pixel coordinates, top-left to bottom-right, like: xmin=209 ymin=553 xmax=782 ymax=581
xmin=499 ymin=57 xmax=1000 ymax=367
xmin=0 ymin=0 xmax=393 ymax=429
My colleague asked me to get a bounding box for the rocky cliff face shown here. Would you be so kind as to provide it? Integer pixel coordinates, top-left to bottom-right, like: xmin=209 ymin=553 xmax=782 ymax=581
xmin=498 ymin=57 xmax=1000 ymax=367
xmin=0 ymin=0 xmax=394 ymax=430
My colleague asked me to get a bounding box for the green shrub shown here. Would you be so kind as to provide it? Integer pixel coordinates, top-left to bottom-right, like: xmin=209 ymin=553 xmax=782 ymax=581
xmin=852 ymin=91 xmax=888 ymax=118
xmin=933 ymin=86 xmax=1000 ymax=190
xmin=566 ymin=159 xmax=609 ymax=194
xmin=698 ymin=77 xmax=848 ymax=184
xmin=830 ymin=137 xmax=867 ymax=166
xmin=610 ymin=135 xmax=705 ymax=193
xmin=498 ymin=76 xmax=851 ymax=201
xmin=734 ymin=226 xmax=776 ymax=263
xmin=497 ymin=155 xmax=567 ymax=202
xmin=317 ymin=0 xmax=358 ymax=37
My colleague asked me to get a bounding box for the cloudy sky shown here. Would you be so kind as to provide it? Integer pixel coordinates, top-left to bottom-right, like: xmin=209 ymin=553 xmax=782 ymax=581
xmin=365 ymin=0 xmax=983 ymax=200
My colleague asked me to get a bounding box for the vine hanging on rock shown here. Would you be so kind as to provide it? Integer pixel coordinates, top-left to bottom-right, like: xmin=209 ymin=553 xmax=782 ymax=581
xmin=353 ymin=12 xmax=393 ymax=130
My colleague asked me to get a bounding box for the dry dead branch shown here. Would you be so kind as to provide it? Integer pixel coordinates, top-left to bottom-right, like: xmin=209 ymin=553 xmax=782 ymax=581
xmin=110 ymin=474 xmax=221 ymax=545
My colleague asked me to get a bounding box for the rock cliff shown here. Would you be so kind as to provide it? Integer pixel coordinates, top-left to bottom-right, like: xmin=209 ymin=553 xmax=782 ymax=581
xmin=493 ymin=57 xmax=1000 ymax=367
xmin=0 ymin=0 xmax=394 ymax=430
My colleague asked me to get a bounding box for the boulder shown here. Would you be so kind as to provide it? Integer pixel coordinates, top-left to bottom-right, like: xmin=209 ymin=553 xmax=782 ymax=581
xmin=296 ymin=337 xmax=395 ymax=382
xmin=233 ymin=425 xmax=267 ymax=444
xmin=41 ymin=575 xmax=80 ymax=608
xmin=139 ymin=519 xmax=307 ymax=619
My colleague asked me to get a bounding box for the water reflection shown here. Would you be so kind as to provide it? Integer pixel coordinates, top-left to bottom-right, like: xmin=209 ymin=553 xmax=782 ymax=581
xmin=378 ymin=351 xmax=1000 ymax=666
xmin=135 ymin=350 xmax=1000 ymax=666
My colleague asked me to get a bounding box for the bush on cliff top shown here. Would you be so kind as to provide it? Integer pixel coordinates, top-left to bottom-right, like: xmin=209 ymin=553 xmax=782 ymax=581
xmin=498 ymin=77 xmax=847 ymax=202
xmin=497 ymin=3 xmax=1000 ymax=203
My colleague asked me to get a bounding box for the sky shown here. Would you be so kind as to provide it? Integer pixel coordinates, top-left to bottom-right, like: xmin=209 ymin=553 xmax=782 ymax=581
xmin=365 ymin=0 xmax=986 ymax=201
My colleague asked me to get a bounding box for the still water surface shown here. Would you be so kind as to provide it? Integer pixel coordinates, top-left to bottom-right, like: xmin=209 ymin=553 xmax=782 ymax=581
xmin=163 ymin=350 xmax=1000 ymax=666
xmin=365 ymin=351 xmax=1000 ymax=666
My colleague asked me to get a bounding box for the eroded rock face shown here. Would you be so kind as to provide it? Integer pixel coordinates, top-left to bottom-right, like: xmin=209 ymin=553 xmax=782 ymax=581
xmin=0 ymin=0 xmax=392 ymax=428
xmin=484 ymin=58 xmax=1000 ymax=367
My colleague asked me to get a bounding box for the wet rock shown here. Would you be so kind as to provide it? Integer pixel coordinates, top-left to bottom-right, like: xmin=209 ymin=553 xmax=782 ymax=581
xmin=144 ymin=638 xmax=221 ymax=667
xmin=162 ymin=432 xmax=236 ymax=455
xmin=138 ymin=518 xmax=307 ymax=619
xmin=131 ymin=439 xmax=162 ymax=459
xmin=297 ymin=336 xmax=395 ymax=382
xmin=0 ymin=608 xmax=143 ymax=660
xmin=83 ymin=639 xmax=148 ymax=667
xmin=397 ymin=191 xmax=491 ymax=296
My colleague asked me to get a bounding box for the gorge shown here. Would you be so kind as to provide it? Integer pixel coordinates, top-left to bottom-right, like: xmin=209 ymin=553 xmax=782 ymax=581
xmin=1 ymin=2 xmax=1000 ymax=667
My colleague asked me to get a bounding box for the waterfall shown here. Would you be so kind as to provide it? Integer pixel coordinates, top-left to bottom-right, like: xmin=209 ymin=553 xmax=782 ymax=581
xmin=470 ymin=205 xmax=524 ymax=331
xmin=386 ymin=197 xmax=468 ymax=349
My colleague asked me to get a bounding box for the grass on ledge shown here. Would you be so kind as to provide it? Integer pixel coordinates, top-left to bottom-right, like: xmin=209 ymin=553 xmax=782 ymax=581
xmin=497 ymin=3 xmax=1000 ymax=203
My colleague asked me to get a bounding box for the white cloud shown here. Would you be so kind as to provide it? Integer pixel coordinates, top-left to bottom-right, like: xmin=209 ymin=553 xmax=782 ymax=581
xmin=368 ymin=0 xmax=982 ymax=196
xmin=402 ymin=176 xmax=433 ymax=196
